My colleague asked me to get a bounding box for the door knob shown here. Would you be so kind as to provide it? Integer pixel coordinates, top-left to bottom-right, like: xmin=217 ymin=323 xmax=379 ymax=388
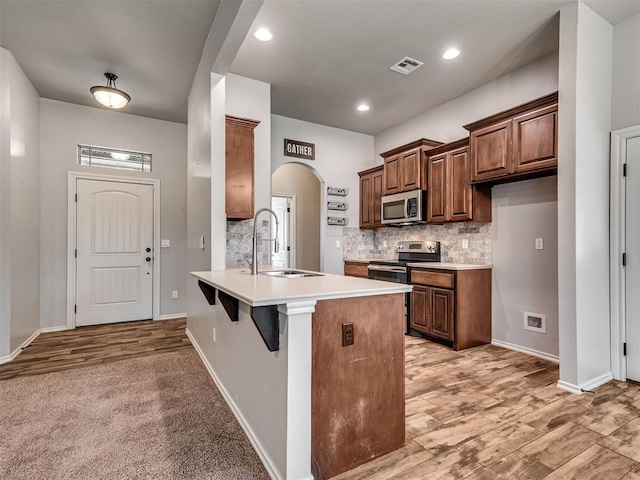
xmin=146 ymin=247 xmax=151 ymax=252
xmin=146 ymin=257 xmax=151 ymax=262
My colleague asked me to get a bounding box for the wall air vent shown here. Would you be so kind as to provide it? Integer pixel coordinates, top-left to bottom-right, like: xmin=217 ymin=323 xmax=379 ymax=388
xmin=389 ymin=56 xmax=424 ymax=75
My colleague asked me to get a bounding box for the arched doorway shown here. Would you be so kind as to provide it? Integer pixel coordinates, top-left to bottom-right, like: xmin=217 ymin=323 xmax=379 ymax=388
xmin=271 ymin=162 xmax=323 ymax=271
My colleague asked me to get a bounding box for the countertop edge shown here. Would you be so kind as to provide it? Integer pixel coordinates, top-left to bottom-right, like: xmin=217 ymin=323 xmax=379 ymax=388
xmin=191 ymin=271 xmax=412 ymax=307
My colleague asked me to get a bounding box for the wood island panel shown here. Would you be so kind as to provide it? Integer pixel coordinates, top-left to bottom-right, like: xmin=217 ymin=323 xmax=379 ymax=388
xmin=311 ymin=294 xmax=405 ymax=479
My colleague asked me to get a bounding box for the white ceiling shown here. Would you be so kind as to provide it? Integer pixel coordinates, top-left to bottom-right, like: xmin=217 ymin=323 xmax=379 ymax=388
xmin=1 ymin=0 xmax=638 ymax=131
xmin=0 ymin=0 xmax=221 ymax=123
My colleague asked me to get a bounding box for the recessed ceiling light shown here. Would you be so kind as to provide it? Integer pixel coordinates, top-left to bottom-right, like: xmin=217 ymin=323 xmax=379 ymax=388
xmin=254 ymin=28 xmax=273 ymax=42
xmin=442 ymin=48 xmax=460 ymax=60
xmin=357 ymin=104 xmax=370 ymax=112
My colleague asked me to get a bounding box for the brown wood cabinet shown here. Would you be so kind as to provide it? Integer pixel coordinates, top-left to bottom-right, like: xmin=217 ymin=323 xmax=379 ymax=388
xmin=464 ymin=92 xmax=558 ymax=184
xmin=380 ymin=139 xmax=442 ymax=195
xmin=426 ymin=138 xmax=491 ymax=223
xmin=225 ymin=115 xmax=260 ymax=219
xmin=410 ymin=267 xmax=491 ymax=351
xmin=358 ymin=165 xmax=384 ymax=228
xmin=343 ymin=261 xmax=369 ymax=278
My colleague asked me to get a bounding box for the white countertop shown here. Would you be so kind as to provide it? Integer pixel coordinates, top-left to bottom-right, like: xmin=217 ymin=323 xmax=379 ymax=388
xmin=192 ymin=268 xmax=412 ymax=307
xmin=407 ymin=262 xmax=492 ymax=270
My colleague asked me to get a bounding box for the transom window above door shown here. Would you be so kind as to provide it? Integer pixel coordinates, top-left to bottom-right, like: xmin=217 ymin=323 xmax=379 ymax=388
xmin=78 ymin=144 xmax=152 ymax=172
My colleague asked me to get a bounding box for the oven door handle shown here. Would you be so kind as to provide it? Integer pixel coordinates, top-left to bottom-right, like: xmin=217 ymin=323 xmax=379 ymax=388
xmin=367 ymin=264 xmax=407 ymax=273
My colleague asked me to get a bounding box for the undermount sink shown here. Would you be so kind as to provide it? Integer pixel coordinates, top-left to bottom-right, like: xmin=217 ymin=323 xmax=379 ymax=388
xmin=259 ymin=269 xmax=324 ymax=278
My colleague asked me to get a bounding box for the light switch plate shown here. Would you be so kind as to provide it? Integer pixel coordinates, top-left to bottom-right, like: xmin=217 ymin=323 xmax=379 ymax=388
xmin=161 ymin=239 xmax=171 ymax=248
xmin=462 ymin=239 xmax=469 ymax=249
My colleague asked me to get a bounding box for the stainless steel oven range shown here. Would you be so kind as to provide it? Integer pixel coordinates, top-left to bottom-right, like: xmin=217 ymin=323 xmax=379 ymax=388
xmin=368 ymin=240 xmax=441 ymax=334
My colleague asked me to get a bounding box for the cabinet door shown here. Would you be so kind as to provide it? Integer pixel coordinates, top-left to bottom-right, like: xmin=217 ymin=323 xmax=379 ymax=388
xmin=470 ymin=119 xmax=511 ymax=182
xmin=513 ymin=105 xmax=557 ymax=174
xmin=430 ymin=288 xmax=454 ymax=341
xmin=448 ymin=147 xmax=472 ymax=222
xmin=372 ymin=169 xmax=384 ymax=227
xmin=400 ymin=148 xmax=421 ymax=191
xmin=359 ymin=173 xmax=373 ymax=228
xmin=383 ymin=154 xmax=401 ymax=195
xmin=427 ymin=153 xmax=447 ymax=223
xmin=225 ymin=122 xmax=255 ymax=219
xmin=410 ymin=286 xmax=430 ymax=334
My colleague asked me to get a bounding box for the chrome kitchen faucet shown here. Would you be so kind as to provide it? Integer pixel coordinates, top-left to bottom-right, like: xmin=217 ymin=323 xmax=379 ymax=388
xmin=250 ymin=207 xmax=280 ymax=275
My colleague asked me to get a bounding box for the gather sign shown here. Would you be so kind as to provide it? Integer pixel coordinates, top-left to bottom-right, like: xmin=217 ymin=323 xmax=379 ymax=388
xmin=284 ymin=138 xmax=315 ymax=160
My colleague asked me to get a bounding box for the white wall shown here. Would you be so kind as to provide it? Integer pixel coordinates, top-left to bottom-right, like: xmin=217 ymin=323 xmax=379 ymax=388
xmin=612 ymin=13 xmax=640 ymax=131
xmin=373 ymin=53 xmax=560 ymax=359
xmin=492 ymin=177 xmax=559 ymax=358
xmin=40 ymin=100 xmax=188 ymax=328
xmin=375 ymin=53 xmax=559 ymax=154
xmin=557 ymin=2 xmax=613 ymax=391
xmin=0 ymin=48 xmax=41 ymax=357
xmin=272 ymin=163 xmax=321 ymax=271
xmin=271 ymin=115 xmax=375 ymax=274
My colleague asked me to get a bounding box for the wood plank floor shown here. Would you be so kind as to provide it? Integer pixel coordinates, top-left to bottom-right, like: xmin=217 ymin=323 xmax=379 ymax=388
xmin=334 ymin=337 xmax=640 ymax=480
xmin=0 ymin=318 xmax=191 ymax=380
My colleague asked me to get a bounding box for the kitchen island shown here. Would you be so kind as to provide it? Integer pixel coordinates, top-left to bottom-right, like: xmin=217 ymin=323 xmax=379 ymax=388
xmin=189 ymin=268 xmax=411 ymax=480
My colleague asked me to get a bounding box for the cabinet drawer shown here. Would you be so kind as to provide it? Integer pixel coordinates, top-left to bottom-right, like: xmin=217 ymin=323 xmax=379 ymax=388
xmin=410 ymin=270 xmax=454 ymax=288
xmin=344 ymin=262 xmax=369 ymax=278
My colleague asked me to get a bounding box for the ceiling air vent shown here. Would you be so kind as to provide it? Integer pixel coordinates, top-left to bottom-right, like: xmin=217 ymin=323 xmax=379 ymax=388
xmin=389 ymin=56 xmax=424 ymax=75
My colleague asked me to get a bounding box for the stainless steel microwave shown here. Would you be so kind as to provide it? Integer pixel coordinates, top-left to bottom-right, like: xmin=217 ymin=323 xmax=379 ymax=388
xmin=381 ymin=190 xmax=426 ymax=225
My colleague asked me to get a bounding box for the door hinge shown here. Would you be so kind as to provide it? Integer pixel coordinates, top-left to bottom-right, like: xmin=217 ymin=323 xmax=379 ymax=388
xmin=624 ymin=342 xmax=627 ymax=356
xmin=75 ymin=249 xmax=77 ymax=258
xmin=74 ymin=305 xmax=77 ymax=314
xmin=624 ymin=163 xmax=627 ymax=177
xmin=623 ymin=253 xmax=627 ymax=266
xmin=287 ymin=246 xmax=291 ymax=252
xmin=75 ymin=193 xmax=78 ymax=202
xmin=287 ymin=207 xmax=290 ymax=213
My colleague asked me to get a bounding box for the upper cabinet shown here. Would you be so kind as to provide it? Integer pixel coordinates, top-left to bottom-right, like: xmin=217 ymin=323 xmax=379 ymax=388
xmin=426 ymin=138 xmax=491 ymax=224
xmin=358 ymin=165 xmax=384 ymax=229
xmin=380 ymin=139 xmax=442 ymax=195
xmin=464 ymin=92 xmax=558 ymax=184
xmin=225 ymin=115 xmax=260 ymax=220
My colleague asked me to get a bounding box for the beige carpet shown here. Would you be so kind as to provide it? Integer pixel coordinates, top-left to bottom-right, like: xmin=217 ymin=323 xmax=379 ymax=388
xmin=0 ymin=348 xmax=270 ymax=480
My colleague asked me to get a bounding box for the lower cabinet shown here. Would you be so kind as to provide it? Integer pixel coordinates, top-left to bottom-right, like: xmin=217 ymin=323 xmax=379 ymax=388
xmin=344 ymin=261 xmax=369 ymax=278
xmin=410 ymin=267 xmax=491 ymax=350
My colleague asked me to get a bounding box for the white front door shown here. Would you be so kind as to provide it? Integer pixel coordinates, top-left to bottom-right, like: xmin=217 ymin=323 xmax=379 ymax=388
xmin=271 ymin=195 xmax=292 ymax=268
xmin=626 ymin=136 xmax=640 ymax=382
xmin=76 ymin=179 xmax=154 ymax=326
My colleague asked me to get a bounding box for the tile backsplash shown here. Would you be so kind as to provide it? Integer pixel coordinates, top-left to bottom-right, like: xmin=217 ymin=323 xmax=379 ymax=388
xmin=226 ymin=219 xmax=270 ymax=267
xmin=343 ymin=223 xmax=492 ymax=264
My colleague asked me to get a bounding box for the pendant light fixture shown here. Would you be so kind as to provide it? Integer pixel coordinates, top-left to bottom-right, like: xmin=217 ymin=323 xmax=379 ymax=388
xmin=90 ymin=72 xmax=131 ymax=109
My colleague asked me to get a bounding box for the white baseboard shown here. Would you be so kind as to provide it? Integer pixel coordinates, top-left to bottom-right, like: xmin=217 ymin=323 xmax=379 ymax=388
xmin=557 ymin=380 xmax=584 ymax=395
xmin=41 ymin=325 xmax=70 ymax=333
xmin=491 ymin=339 xmax=560 ymax=363
xmin=185 ymin=328 xmax=283 ymax=480
xmin=156 ymin=313 xmax=187 ymax=321
xmin=557 ymin=372 xmax=614 ymax=395
xmin=0 ymin=328 xmax=41 ymax=365
xmin=580 ymin=372 xmax=614 ymax=392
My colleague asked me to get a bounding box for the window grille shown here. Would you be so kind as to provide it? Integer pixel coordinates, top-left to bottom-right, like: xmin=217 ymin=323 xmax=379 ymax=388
xmin=78 ymin=145 xmax=151 ymax=172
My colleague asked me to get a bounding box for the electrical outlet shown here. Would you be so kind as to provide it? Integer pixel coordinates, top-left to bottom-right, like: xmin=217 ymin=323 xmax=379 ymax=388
xmin=535 ymin=238 xmax=544 ymax=250
xmin=342 ymin=323 xmax=354 ymax=346
xmin=172 ymin=290 xmax=178 ymax=299
xmin=462 ymin=239 xmax=469 ymax=249
xmin=335 ymin=240 xmax=341 ymax=249
xmin=212 ymin=327 xmax=216 ymax=343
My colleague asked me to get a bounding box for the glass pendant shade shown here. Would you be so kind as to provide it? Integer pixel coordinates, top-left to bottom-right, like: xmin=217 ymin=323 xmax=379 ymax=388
xmin=90 ymin=73 xmax=131 ymax=109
